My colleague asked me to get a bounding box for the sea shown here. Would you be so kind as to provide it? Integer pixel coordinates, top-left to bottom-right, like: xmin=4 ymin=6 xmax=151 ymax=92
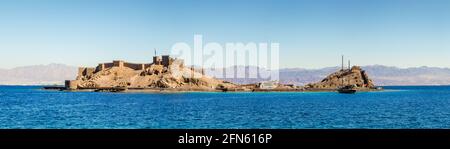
xmin=0 ymin=85 xmax=449 ymax=129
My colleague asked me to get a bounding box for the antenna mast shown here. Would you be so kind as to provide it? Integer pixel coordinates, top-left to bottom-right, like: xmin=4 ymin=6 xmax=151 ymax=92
xmin=348 ymin=60 xmax=351 ymax=69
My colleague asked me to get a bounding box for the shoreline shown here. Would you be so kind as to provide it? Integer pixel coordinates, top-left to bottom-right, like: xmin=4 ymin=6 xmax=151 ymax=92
xmin=42 ymin=86 xmax=384 ymax=93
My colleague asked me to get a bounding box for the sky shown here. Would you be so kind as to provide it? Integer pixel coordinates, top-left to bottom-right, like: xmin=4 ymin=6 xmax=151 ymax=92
xmin=0 ymin=0 xmax=449 ymax=69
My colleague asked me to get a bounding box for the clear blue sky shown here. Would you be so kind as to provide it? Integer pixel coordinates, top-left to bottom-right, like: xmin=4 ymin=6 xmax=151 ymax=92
xmin=0 ymin=0 xmax=449 ymax=69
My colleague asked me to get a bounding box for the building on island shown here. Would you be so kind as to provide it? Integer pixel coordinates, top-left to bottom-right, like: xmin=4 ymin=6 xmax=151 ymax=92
xmin=65 ymin=55 xmax=186 ymax=90
xmin=258 ymin=81 xmax=279 ymax=89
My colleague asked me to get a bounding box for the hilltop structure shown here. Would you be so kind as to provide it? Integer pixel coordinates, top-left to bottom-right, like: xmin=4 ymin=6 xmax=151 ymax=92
xmin=65 ymin=55 xmax=235 ymax=91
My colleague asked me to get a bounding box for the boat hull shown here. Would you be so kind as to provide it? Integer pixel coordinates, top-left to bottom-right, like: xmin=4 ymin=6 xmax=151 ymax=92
xmin=337 ymin=89 xmax=357 ymax=94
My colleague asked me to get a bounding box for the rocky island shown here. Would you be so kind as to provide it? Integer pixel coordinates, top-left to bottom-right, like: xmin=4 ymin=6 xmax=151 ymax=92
xmin=64 ymin=55 xmax=238 ymax=92
xmin=305 ymin=66 xmax=379 ymax=91
xmin=55 ymin=55 xmax=381 ymax=93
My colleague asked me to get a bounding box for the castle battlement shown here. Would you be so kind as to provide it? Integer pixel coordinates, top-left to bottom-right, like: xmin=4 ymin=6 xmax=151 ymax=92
xmin=64 ymin=54 xmax=221 ymax=90
xmin=76 ymin=55 xmax=184 ymax=79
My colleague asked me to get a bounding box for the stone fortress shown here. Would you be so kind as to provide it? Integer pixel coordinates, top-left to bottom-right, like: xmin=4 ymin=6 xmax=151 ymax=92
xmin=65 ymin=55 xmax=221 ymax=91
xmin=77 ymin=55 xmax=184 ymax=78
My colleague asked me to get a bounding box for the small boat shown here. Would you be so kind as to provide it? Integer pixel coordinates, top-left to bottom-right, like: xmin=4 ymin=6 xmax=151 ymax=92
xmin=43 ymin=86 xmax=66 ymax=91
xmin=337 ymin=85 xmax=357 ymax=94
xmin=94 ymin=87 xmax=127 ymax=92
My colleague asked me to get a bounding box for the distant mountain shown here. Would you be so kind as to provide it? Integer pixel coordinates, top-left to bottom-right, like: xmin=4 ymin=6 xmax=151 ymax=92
xmin=360 ymin=65 xmax=450 ymax=86
xmin=0 ymin=64 xmax=449 ymax=86
xmin=206 ymin=65 xmax=450 ymax=86
xmin=0 ymin=64 xmax=77 ymax=85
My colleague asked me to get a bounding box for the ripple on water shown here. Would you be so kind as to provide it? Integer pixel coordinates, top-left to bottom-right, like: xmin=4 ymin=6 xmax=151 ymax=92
xmin=0 ymin=86 xmax=449 ymax=128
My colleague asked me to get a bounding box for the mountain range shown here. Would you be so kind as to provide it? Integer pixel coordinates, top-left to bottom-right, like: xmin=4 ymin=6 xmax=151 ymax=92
xmin=0 ymin=64 xmax=77 ymax=85
xmin=0 ymin=64 xmax=449 ymax=86
xmin=278 ymin=65 xmax=450 ymax=86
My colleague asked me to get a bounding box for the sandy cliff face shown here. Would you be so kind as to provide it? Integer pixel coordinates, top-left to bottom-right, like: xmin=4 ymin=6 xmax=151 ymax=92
xmin=73 ymin=63 xmax=236 ymax=90
xmin=306 ymin=66 xmax=375 ymax=89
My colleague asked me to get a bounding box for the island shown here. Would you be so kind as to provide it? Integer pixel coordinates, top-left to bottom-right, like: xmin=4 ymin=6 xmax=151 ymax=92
xmin=47 ymin=55 xmax=382 ymax=93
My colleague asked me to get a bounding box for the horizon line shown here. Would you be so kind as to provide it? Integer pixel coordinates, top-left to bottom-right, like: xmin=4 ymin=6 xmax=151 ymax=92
xmin=1 ymin=63 xmax=450 ymax=70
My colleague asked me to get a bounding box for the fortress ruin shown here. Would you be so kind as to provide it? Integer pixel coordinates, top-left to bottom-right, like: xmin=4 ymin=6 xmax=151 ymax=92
xmin=65 ymin=55 xmax=209 ymax=90
xmin=77 ymin=55 xmax=181 ymax=77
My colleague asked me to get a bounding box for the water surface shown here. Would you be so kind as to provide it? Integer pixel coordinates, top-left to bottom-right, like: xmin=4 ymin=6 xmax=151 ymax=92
xmin=0 ymin=86 xmax=449 ymax=128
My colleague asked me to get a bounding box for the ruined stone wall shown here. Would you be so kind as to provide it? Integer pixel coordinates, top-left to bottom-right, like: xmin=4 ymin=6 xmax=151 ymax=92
xmin=95 ymin=63 xmax=114 ymax=72
xmin=82 ymin=57 xmax=182 ymax=77
xmin=65 ymin=80 xmax=79 ymax=90
xmin=104 ymin=63 xmax=114 ymax=68
xmin=113 ymin=60 xmax=124 ymax=67
xmin=124 ymin=62 xmax=146 ymax=70
xmin=153 ymin=56 xmax=162 ymax=65
xmin=94 ymin=61 xmax=151 ymax=72
xmin=78 ymin=67 xmax=95 ymax=77
xmin=95 ymin=64 xmax=104 ymax=72
xmin=162 ymin=56 xmax=173 ymax=67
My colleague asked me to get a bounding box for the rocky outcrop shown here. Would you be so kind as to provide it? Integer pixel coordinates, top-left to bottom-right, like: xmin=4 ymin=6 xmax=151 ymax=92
xmin=68 ymin=57 xmax=236 ymax=90
xmin=305 ymin=66 xmax=375 ymax=89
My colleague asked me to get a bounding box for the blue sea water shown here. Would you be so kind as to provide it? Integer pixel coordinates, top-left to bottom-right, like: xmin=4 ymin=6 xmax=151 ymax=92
xmin=0 ymin=86 xmax=449 ymax=129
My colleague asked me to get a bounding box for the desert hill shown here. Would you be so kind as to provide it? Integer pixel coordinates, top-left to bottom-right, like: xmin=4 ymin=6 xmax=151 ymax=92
xmin=305 ymin=66 xmax=375 ymax=89
xmin=66 ymin=56 xmax=236 ymax=91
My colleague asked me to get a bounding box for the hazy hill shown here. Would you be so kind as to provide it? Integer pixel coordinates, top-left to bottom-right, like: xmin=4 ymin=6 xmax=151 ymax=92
xmin=208 ymin=65 xmax=450 ymax=86
xmin=0 ymin=64 xmax=449 ymax=86
xmin=0 ymin=64 xmax=77 ymax=85
xmin=361 ymin=65 xmax=450 ymax=86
